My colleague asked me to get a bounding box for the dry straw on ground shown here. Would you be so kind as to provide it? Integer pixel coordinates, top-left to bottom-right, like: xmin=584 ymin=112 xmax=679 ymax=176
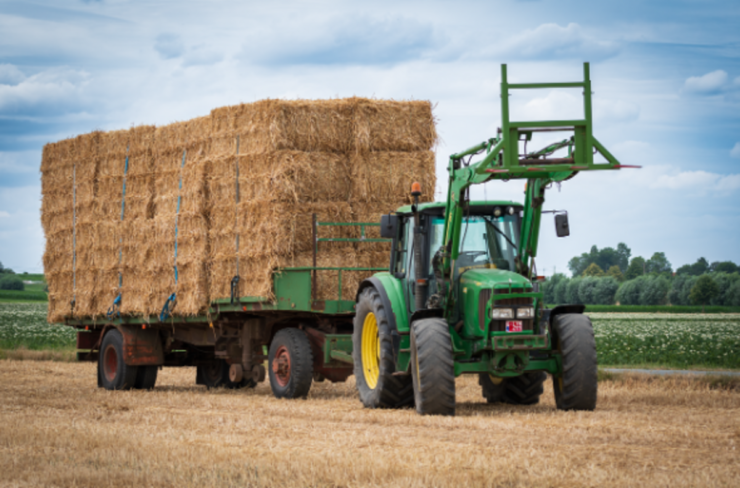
xmin=41 ymin=98 xmax=436 ymax=321
xmin=1 ymin=360 xmax=738 ymax=487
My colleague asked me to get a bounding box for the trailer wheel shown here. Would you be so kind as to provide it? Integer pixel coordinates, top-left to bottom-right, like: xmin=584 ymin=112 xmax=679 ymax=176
xmin=197 ymin=360 xmax=256 ymax=389
xmin=410 ymin=318 xmax=455 ymax=416
xmin=353 ymin=287 xmax=413 ymax=409
xmin=268 ymin=328 xmax=313 ymax=399
xmin=552 ymin=313 xmax=598 ymax=411
xmin=135 ymin=366 xmax=158 ymax=390
xmin=99 ymin=329 xmax=138 ymax=390
xmin=479 ymin=372 xmax=545 ymax=405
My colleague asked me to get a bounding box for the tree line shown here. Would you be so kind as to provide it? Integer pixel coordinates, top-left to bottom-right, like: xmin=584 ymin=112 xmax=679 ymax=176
xmin=543 ymin=244 xmax=740 ymax=308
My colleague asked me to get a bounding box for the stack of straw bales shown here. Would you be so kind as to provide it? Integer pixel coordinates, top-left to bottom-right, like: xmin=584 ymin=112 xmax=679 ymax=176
xmin=41 ymin=98 xmax=436 ymax=322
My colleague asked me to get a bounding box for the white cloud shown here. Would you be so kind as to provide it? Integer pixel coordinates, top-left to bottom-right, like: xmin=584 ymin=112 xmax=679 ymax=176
xmin=483 ymin=23 xmax=619 ymax=61
xmin=683 ymin=70 xmax=729 ymax=94
xmin=0 ymin=211 xmax=10 ymax=218
xmin=731 ymin=142 xmax=740 ymax=158
xmin=0 ymin=64 xmax=25 ymax=85
xmin=0 ymin=67 xmax=89 ymax=114
xmin=651 ymin=169 xmax=740 ymax=193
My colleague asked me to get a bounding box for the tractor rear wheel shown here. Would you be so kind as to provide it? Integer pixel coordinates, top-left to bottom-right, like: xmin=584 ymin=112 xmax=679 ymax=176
xmin=99 ymin=329 xmax=138 ymax=390
xmin=268 ymin=328 xmax=313 ymax=399
xmin=410 ymin=318 xmax=455 ymax=416
xmin=479 ymin=372 xmax=546 ymax=405
xmin=552 ymin=313 xmax=598 ymax=411
xmin=353 ymin=287 xmax=413 ymax=409
xmin=197 ymin=360 xmax=256 ymax=390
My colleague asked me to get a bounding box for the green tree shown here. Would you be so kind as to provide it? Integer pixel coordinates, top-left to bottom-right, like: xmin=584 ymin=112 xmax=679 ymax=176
xmin=645 ymin=252 xmax=672 ymax=275
xmin=668 ymin=274 xmax=698 ymax=305
xmin=616 ymin=277 xmax=642 ymax=305
xmin=568 ymin=243 xmax=631 ymax=277
xmin=709 ymin=261 xmax=738 ymax=274
xmin=606 ymin=265 xmax=624 ymax=282
xmin=565 ymin=277 xmax=583 ymax=304
xmin=677 ymin=257 xmax=709 ymax=276
xmin=0 ymin=275 xmax=24 ymax=291
xmin=578 ymin=277 xmax=600 ymax=304
xmin=624 ymin=256 xmax=646 ymax=280
xmin=639 ymin=275 xmax=670 ymax=305
xmin=594 ymin=277 xmax=620 ymax=305
xmin=616 ymin=243 xmax=631 ymax=272
xmin=543 ymin=273 xmax=567 ymax=304
xmin=553 ymin=278 xmax=569 ymax=305
xmin=690 ymin=275 xmax=720 ymax=312
xmin=582 ymin=263 xmax=605 ymax=277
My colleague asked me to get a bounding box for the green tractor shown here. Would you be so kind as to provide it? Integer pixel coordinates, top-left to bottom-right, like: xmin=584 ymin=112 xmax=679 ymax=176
xmin=352 ymin=63 xmax=636 ymax=415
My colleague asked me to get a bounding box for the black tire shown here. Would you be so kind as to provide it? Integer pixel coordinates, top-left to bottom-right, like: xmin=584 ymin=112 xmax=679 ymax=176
xmin=99 ymin=329 xmax=139 ymax=390
xmin=135 ymin=365 xmax=158 ymax=390
xmin=551 ymin=313 xmax=598 ymax=411
xmin=268 ymin=328 xmax=313 ymax=399
xmin=352 ymin=287 xmax=413 ymax=409
xmin=197 ymin=360 xmax=256 ymax=390
xmin=410 ymin=318 xmax=455 ymax=416
xmin=479 ymin=372 xmax=546 ymax=405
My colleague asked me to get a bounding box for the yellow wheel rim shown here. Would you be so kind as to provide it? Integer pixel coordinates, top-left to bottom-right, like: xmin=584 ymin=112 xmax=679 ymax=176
xmin=361 ymin=312 xmax=381 ymax=389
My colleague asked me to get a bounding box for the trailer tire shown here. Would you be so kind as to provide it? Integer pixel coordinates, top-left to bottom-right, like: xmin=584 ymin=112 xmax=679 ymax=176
xmin=197 ymin=360 xmax=256 ymax=390
xmin=552 ymin=313 xmax=598 ymax=411
xmin=411 ymin=318 xmax=455 ymax=416
xmin=135 ymin=366 xmax=158 ymax=390
xmin=353 ymin=287 xmax=413 ymax=409
xmin=99 ymin=329 xmax=138 ymax=390
xmin=480 ymin=372 xmax=545 ymax=405
xmin=268 ymin=328 xmax=313 ymax=399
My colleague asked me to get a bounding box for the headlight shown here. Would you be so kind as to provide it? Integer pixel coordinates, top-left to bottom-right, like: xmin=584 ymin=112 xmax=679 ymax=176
xmin=491 ymin=308 xmax=513 ymax=319
xmin=517 ymin=307 xmax=534 ymax=318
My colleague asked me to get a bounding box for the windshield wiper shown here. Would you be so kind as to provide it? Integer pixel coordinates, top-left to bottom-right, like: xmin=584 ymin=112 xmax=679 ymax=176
xmin=482 ymin=217 xmax=518 ymax=250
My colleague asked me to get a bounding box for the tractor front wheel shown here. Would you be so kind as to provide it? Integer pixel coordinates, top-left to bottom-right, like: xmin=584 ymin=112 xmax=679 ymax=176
xmin=552 ymin=313 xmax=598 ymax=411
xmin=353 ymin=287 xmax=413 ymax=409
xmin=410 ymin=318 xmax=455 ymax=416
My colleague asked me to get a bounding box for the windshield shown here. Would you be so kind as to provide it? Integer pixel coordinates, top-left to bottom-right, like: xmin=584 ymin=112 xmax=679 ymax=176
xmin=429 ymin=215 xmax=520 ymax=274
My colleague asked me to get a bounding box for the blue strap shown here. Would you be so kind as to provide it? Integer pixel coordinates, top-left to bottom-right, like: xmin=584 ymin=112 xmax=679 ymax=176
xmin=106 ymin=294 xmax=122 ymax=319
xmin=159 ymin=293 xmax=177 ymax=322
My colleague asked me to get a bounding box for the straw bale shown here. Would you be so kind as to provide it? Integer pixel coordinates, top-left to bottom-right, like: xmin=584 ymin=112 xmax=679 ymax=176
xmin=46 ymin=270 xmax=73 ymax=323
xmin=123 ymin=174 xmax=155 ymax=220
xmin=350 ymin=202 xmax=399 ymax=253
xmin=72 ymin=270 xmax=97 ymax=318
xmin=350 ymin=150 xmax=436 ymax=205
xmin=128 ymin=125 xmax=156 ymax=156
xmin=209 ymin=256 xmax=238 ymax=300
xmin=235 ymin=151 xmax=352 ymax=203
xmin=100 ymin=129 xmax=130 ymax=160
xmin=230 ymin=99 xmax=354 ymax=154
xmin=180 ymin=159 xmax=209 ymax=216
xmin=42 ymin=226 xmax=74 ymax=275
xmin=354 ymin=99 xmax=437 ymax=152
xmin=117 ymin=218 xmax=159 ymax=316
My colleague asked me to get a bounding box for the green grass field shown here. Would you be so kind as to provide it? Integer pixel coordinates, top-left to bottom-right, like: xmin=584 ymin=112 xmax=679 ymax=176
xmin=0 ymin=273 xmax=48 ymax=303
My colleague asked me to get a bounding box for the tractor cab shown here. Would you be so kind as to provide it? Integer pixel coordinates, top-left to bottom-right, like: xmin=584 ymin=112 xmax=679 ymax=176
xmin=388 ymin=201 xmax=532 ymax=326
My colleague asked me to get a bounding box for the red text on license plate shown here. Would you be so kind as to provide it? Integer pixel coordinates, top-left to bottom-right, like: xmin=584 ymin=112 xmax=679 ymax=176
xmin=506 ymin=321 xmax=523 ymax=332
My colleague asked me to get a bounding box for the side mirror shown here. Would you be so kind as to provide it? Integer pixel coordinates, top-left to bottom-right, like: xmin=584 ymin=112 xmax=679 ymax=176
xmin=555 ymin=213 xmax=570 ymax=237
xmin=380 ymin=214 xmax=398 ymax=238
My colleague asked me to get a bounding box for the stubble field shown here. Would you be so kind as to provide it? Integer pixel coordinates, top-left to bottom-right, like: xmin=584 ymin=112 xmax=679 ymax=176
xmin=1 ymin=360 xmax=738 ymax=487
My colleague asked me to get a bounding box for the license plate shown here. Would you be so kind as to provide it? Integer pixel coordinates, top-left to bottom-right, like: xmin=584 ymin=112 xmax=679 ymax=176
xmin=506 ymin=320 xmax=523 ymax=332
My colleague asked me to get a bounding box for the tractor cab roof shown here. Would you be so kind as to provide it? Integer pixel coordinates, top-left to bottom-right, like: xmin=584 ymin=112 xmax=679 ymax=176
xmin=395 ymin=200 xmax=522 ymax=216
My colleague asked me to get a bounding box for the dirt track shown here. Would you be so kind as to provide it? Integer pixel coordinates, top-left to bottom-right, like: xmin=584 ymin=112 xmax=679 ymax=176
xmin=1 ymin=360 xmax=738 ymax=487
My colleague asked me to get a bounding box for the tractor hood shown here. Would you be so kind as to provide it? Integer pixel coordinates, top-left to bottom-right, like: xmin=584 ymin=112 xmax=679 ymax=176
xmin=459 ymin=267 xmax=532 ymax=292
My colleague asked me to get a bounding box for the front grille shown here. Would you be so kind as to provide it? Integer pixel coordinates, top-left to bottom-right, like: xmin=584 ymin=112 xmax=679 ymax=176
xmin=490 ymin=288 xmax=533 ymax=332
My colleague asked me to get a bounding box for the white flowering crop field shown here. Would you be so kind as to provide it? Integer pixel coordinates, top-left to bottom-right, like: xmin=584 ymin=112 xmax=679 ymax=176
xmin=0 ymin=303 xmax=75 ymax=350
xmin=589 ymin=313 xmax=740 ymax=369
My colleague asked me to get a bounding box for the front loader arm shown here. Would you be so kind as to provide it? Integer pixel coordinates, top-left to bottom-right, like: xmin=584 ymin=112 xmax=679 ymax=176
xmin=434 ymin=62 xmax=635 ymax=319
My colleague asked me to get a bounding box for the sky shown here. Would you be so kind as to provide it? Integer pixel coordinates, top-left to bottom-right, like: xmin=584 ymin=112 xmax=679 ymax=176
xmin=0 ymin=0 xmax=738 ymax=276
